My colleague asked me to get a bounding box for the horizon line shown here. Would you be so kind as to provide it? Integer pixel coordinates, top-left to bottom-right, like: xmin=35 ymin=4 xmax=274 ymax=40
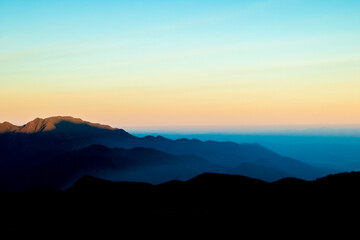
xmin=3 ymin=116 xmax=360 ymax=134
xmin=124 ymin=124 xmax=360 ymax=134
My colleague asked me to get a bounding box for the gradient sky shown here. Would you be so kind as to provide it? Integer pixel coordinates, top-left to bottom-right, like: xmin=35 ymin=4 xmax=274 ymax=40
xmin=1 ymin=0 xmax=360 ymax=129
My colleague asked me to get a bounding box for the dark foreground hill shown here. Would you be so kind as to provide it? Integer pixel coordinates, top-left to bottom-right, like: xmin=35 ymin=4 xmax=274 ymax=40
xmin=2 ymin=172 xmax=360 ymax=236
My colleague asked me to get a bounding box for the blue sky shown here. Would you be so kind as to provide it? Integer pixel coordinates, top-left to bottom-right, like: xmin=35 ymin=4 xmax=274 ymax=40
xmin=1 ymin=0 xmax=360 ymax=128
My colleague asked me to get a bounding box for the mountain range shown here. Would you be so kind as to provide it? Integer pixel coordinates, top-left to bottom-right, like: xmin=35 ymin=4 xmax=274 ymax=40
xmin=1 ymin=116 xmax=359 ymax=235
xmin=0 ymin=116 xmax=332 ymax=191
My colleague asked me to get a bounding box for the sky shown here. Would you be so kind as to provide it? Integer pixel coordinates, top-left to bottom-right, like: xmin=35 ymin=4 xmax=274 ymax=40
xmin=1 ymin=0 xmax=360 ymax=130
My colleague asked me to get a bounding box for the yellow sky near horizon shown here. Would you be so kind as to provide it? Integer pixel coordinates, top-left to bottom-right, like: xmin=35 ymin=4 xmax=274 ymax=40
xmin=2 ymin=65 xmax=360 ymax=128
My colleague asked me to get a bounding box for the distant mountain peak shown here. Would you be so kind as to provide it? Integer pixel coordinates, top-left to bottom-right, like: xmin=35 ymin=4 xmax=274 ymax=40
xmin=0 ymin=118 xmax=54 ymax=134
xmin=20 ymin=118 xmax=56 ymax=133
xmin=46 ymin=116 xmax=83 ymax=123
xmin=0 ymin=121 xmax=19 ymax=133
xmin=45 ymin=116 xmax=116 ymax=131
xmin=0 ymin=116 xmax=118 ymax=134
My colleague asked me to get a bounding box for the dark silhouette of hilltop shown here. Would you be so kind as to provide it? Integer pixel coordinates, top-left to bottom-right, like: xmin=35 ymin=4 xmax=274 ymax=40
xmin=65 ymin=170 xmax=360 ymax=225
xmin=65 ymin=171 xmax=360 ymax=222
xmin=3 ymin=171 xmax=360 ymax=235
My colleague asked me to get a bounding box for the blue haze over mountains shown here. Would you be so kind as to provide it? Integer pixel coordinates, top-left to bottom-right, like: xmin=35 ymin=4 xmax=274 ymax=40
xmin=0 ymin=116 xmax=356 ymax=191
xmin=133 ymin=130 xmax=360 ymax=171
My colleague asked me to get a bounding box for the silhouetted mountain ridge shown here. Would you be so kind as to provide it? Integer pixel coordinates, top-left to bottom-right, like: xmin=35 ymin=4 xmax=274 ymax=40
xmin=69 ymin=170 xmax=360 ymax=193
xmin=3 ymin=171 xmax=359 ymax=235
xmin=0 ymin=116 xmax=116 ymax=134
xmin=0 ymin=116 xmax=333 ymax=191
